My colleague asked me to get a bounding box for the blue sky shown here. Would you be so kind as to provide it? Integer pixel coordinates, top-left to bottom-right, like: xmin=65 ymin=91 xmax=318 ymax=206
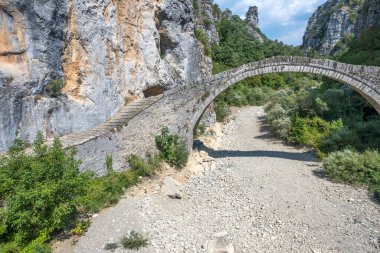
xmin=214 ymin=0 xmax=326 ymax=45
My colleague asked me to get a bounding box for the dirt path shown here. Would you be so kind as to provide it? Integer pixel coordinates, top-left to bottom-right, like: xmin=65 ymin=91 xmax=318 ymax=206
xmin=64 ymin=106 xmax=380 ymax=253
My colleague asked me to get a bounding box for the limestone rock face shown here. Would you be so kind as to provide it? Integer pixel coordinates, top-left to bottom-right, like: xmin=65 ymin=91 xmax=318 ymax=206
xmin=302 ymin=0 xmax=363 ymax=55
xmin=245 ymin=6 xmax=259 ymax=27
xmin=196 ymin=0 xmax=220 ymax=45
xmin=354 ymin=0 xmax=380 ymax=37
xmin=0 ymin=0 xmax=206 ymax=151
xmin=302 ymin=0 xmax=380 ymax=55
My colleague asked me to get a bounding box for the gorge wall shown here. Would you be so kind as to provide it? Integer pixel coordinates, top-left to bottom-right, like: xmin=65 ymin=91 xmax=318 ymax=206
xmin=303 ymin=0 xmax=380 ymax=55
xmin=0 ymin=0 xmax=212 ymax=151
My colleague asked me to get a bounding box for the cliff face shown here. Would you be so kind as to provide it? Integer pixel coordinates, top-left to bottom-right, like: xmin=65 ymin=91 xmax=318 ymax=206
xmin=354 ymin=0 xmax=380 ymax=36
xmin=0 ymin=0 xmax=208 ymax=151
xmin=302 ymin=0 xmax=363 ymax=55
xmin=303 ymin=0 xmax=380 ymax=55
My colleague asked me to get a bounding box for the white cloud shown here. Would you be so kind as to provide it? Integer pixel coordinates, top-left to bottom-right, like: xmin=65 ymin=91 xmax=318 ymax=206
xmin=229 ymin=0 xmax=324 ymax=26
xmin=214 ymin=0 xmax=326 ymax=45
xmin=277 ymin=26 xmax=307 ymax=45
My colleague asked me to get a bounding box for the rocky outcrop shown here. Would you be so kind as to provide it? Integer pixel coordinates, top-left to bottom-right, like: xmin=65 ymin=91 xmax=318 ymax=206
xmin=245 ymin=6 xmax=264 ymax=43
xmin=223 ymin=9 xmax=233 ymax=20
xmin=0 ymin=0 xmax=207 ymax=151
xmin=195 ymin=0 xmax=220 ymax=45
xmin=245 ymin=6 xmax=259 ymax=27
xmin=302 ymin=0 xmax=363 ymax=55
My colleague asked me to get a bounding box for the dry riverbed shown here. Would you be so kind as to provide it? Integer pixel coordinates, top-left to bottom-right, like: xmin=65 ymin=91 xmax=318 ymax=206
xmin=55 ymin=106 xmax=380 ymax=253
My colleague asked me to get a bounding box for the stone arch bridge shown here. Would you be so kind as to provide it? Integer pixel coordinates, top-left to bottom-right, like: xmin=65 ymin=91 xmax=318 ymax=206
xmin=60 ymin=56 xmax=380 ymax=174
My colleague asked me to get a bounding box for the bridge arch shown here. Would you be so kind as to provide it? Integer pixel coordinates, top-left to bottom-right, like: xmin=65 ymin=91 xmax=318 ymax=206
xmin=187 ymin=56 xmax=380 ymax=147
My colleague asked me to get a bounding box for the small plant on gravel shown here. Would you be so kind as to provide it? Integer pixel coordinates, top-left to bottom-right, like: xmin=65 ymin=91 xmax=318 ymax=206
xmin=121 ymin=231 xmax=149 ymax=250
xmin=70 ymin=220 xmax=91 ymax=236
xmin=104 ymin=242 xmax=119 ymax=251
xmin=155 ymin=127 xmax=189 ymax=168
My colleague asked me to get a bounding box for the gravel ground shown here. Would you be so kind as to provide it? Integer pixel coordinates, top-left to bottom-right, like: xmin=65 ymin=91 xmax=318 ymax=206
xmin=70 ymin=106 xmax=380 ymax=253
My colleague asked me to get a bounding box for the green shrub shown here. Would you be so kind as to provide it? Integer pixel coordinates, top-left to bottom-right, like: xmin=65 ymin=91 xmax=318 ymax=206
xmin=193 ymin=0 xmax=199 ymax=13
xmin=155 ymin=127 xmax=189 ymax=168
xmin=195 ymin=28 xmax=212 ymax=56
xmin=70 ymin=220 xmax=90 ymax=236
xmin=247 ymin=87 xmax=272 ymax=106
xmin=105 ymin=155 xmax=113 ymax=174
xmin=104 ymin=243 xmax=119 ymax=251
xmin=323 ymin=149 xmax=380 ymax=197
xmin=196 ymin=124 xmax=206 ymax=137
xmin=21 ymin=233 xmax=51 ymax=253
xmin=78 ymin=169 xmax=139 ymax=213
xmin=121 ymin=231 xmax=149 ymax=250
xmin=0 ymin=242 xmax=20 ymax=253
xmin=0 ymin=133 xmax=86 ymax=246
xmin=0 ymin=133 xmax=157 ymax=251
xmin=214 ymin=100 xmax=229 ymax=122
xmin=45 ymin=79 xmax=65 ymax=97
xmin=288 ymin=115 xmax=343 ymax=151
xmin=127 ymin=154 xmax=161 ymax=177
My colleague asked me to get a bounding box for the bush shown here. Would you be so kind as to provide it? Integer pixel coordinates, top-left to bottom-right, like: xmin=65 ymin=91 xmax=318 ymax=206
xmin=45 ymin=79 xmax=65 ymax=97
xmin=323 ymin=149 xmax=380 ymax=200
xmin=104 ymin=243 xmax=119 ymax=251
xmin=121 ymin=231 xmax=149 ymax=250
xmin=0 ymin=133 xmax=86 ymax=246
xmin=195 ymin=28 xmax=211 ymax=56
xmin=155 ymin=127 xmax=189 ymax=168
xmin=127 ymin=154 xmax=161 ymax=177
xmin=288 ymin=115 xmax=343 ymax=151
xmin=0 ymin=134 xmax=148 ymax=251
xmin=214 ymin=100 xmax=229 ymax=122
xmin=247 ymin=87 xmax=272 ymax=106
xmin=78 ymin=169 xmax=139 ymax=213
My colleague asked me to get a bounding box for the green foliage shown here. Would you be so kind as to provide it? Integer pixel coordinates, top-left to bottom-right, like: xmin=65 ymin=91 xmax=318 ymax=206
xmin=0 ymin=133 xmax=85 ymax=245
xmin=69 ymin=220 xmax=90 ymax=236
xmin=0 ymin=134 xmax=152 ymax=251
xmin=214 ymin=100 xmax=229 ymax=122
xmin=196 ymin=124 xmax=206 ymax=137
xmin=104 ymin=243 xmax=119 ymax=251
xmin=21 ymin=233 xmax=51 ymax=253
xmin=195 ymin=28 xmax=211 ymax=56
xmin=212 ymin=17 xmax=303 ymax=73
xmin=210 ymin=13 xmax=305 ymax=119
xmin=155 ymin=127 xmax=189 ymax=168
xmin=203 ymin=18 xmax=212 ymax=28
xmin=121 ymin=231 xmax=149 ymax=250
xmin=323 ymin=149 xmax=380 ymax=200
xmin=264 ymin=78 xmax=380 ymax=156
xmin=0 ymin=242 xmax=20 ymax=253
xmin=288 ymin=115 xmax=343 ymax=151
xmin=78 ymin=169 xmax=139 ymax=213
xmin=127 ymin=154 xmax=161 ymax=177
xmin=45 ymin=79 xmax=65 ymax=97
xmin=105 ymin=154 xmax=113 ymax=174
xmin=212 ymin=4 xmax=221 ymax=17
xmin=193 ymin=0 xmax=199 ymax=13
xmin=339 ymin=27 xmax=380 ymax=66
